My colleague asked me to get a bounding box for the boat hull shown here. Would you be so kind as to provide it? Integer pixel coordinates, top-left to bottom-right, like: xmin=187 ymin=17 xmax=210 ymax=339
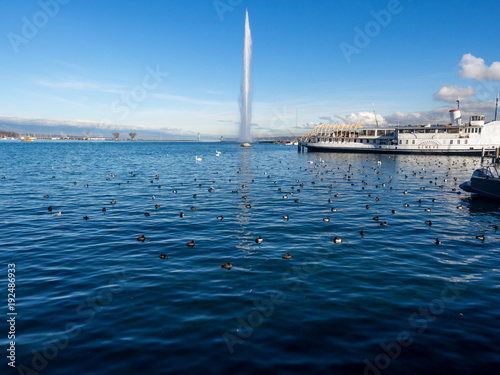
xmin=303 ymin=144 xmax=483 ymax=156
xmin=468 ymin=177 xmax=500 ymax=199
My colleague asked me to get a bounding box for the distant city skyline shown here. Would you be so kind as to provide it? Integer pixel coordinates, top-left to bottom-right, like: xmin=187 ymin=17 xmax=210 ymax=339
xmin=1 ymin=0 xmax=500 ymax=139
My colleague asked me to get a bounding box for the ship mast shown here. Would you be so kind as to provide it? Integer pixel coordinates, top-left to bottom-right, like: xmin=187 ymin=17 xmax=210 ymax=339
xmin=495 ymin=92 xmax=498 ymax=121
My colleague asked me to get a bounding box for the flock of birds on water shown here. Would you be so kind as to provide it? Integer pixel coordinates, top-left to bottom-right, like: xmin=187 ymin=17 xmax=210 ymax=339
xmin=6 ymin=149 xmax=499 ymax=271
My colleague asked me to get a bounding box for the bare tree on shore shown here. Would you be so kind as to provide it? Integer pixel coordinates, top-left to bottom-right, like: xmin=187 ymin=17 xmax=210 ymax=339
xmin=129 ymin=132 xmax=137 ymax=141
xmin=112 ymin=132 xmax=120 ymax=140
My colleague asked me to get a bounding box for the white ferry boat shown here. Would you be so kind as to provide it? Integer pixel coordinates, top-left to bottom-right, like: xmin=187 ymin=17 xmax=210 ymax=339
xmin=299 ymin=107 xmax=500 ymax=155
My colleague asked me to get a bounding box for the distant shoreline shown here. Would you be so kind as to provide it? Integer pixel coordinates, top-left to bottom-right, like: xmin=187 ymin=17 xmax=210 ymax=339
xmin=1 ymin=138 xmax=289 ymax=143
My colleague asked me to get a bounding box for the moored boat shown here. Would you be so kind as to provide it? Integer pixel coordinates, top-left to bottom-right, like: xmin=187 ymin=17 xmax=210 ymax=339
xmin=300 ymin=107 xmax=500 ymax=155
xmin=460 ymin=148 xmax=500 ymax=199
xmin=460 ymin=167 xmax=500 ymax=199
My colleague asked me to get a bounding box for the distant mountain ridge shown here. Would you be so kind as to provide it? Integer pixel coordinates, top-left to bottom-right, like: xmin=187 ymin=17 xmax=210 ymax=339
xmin=0 ymin=118 xmax=202 ymax=140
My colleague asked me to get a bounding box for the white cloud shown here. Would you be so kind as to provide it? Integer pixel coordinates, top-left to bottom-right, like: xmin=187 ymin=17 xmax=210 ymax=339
xmin=384 ymin=108 xmax=446 ymax=125
xmin=384 ymin=100 xmax=497 ymax=125
xmin=152 ymin=93 xmax=231 ymax=106
xmin=433 ymin=85 xmax=476 ymax=102
xmin=459 ymin=53 xmax=500 ymax=81
xmin=334 ymin=111 xmax=387 ymax=126
xmin=36 ymin=79 xmax=127 ymax=94
xmin=318 ymin=116 xmax=333 ymax=122
xmin=296 ymin=121 xmax=319 ymax=129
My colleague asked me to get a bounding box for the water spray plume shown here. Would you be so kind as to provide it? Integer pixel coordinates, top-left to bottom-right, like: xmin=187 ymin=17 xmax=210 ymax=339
xmin=240 ymin=9 xmax=252 ymax=145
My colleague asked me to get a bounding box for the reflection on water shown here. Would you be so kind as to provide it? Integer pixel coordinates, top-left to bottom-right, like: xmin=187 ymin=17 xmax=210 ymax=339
xmin=464 ymin=196 xmax=500 ymax=215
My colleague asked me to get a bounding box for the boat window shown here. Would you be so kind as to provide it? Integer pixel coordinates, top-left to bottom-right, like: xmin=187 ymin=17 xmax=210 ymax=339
xmin=478 ymin=128 xmax=481 ymax=133
xmin=412 ymin=140 xmax=415 ymax=144
xmin=399 ymin=140 xmax=402 ymax=144
xmin=465 ymin=140 xmax=468 ymax=144
xmin=457 ymin=140 xmax=460 ymax=144
xmin=405 ymin=140 xmax=408 ymax=144
xmin=472 ymin=168 xmax=494 ymax=178
xmin=450 ymin=140 xmax=453 ymax=144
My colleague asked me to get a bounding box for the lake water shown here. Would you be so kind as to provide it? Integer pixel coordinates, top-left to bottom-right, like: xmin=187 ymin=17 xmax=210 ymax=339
xmin=1 ymin=141 xmax=499 ymax=374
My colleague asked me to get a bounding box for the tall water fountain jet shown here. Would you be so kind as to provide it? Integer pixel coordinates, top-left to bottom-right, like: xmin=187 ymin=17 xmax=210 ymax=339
xmin=240 ymin=10 xmax=252 ymax=147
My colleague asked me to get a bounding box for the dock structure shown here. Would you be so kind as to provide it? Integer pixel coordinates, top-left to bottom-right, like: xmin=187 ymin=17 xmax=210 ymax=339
xmin=481 ymin=147 xmax=500 ymax=164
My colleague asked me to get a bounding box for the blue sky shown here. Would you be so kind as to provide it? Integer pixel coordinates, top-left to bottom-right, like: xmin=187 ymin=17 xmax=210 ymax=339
xmin=1 ymin=0 xmax=500 ymax=139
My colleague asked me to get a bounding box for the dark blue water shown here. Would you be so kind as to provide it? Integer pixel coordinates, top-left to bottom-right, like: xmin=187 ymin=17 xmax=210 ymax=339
xmin=1 ymin=141 xmax=499 ymax=375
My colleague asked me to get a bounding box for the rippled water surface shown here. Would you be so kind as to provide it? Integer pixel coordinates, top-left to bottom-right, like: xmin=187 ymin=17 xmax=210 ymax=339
xmin=1 ymin=141 xmax=499 ymax=375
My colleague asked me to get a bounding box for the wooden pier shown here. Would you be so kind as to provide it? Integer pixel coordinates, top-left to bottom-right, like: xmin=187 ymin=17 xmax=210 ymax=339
xmin=481 ymin=147 xmax=500 ymax=164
